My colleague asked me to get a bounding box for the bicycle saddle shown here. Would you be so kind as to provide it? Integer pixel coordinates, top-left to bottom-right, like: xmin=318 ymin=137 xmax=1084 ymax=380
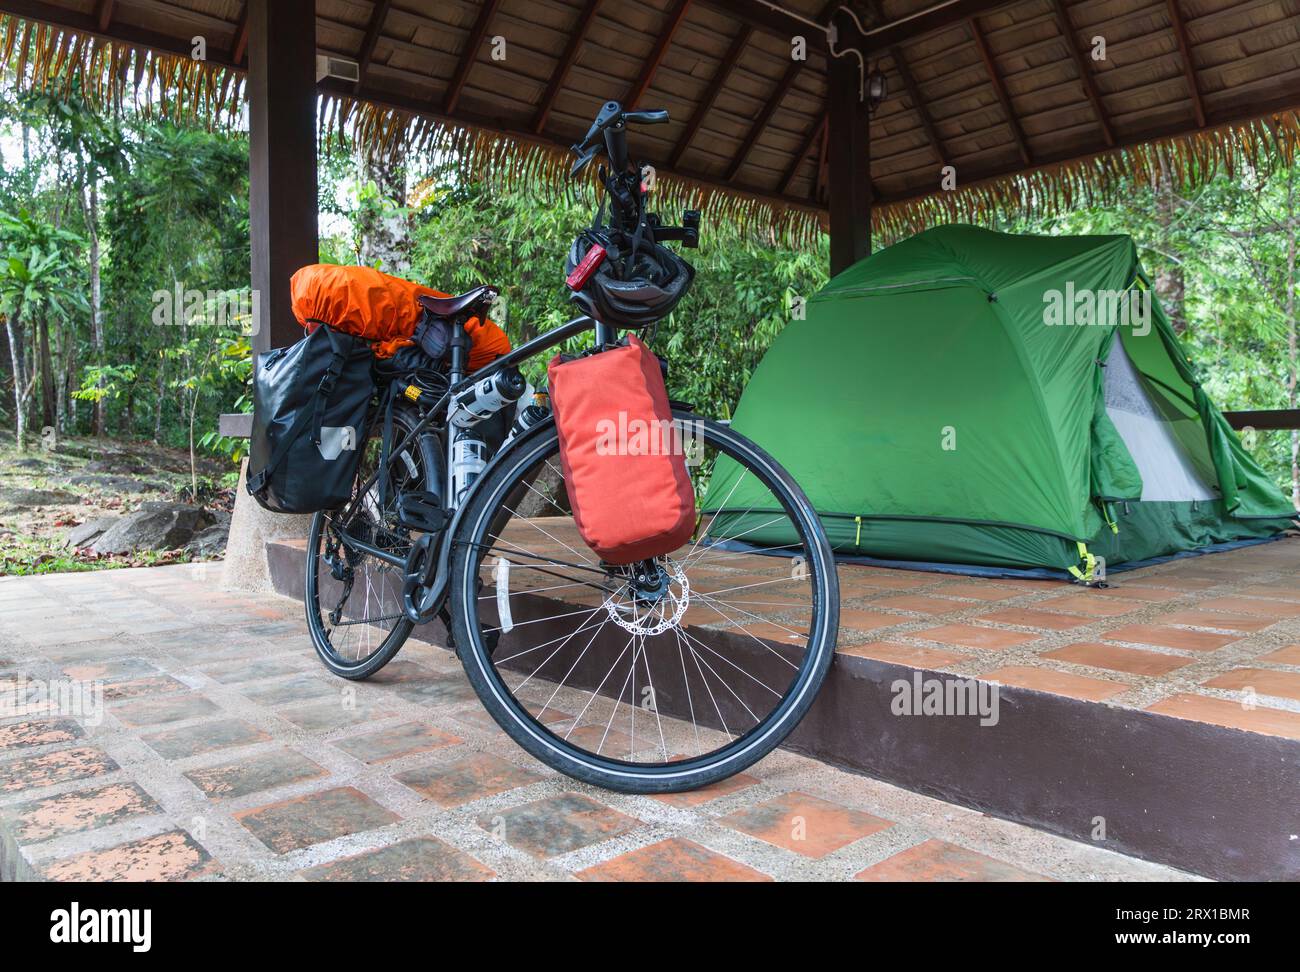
xmin=418 ymin=285 xmax=497 ymax=320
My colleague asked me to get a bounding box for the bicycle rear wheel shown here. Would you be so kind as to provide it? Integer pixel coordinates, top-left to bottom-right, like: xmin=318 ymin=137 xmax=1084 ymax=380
xmin=305 ymin=404 xmax=440 ymax=679
xmin=449 ymin=412 xmax=838 ymax=793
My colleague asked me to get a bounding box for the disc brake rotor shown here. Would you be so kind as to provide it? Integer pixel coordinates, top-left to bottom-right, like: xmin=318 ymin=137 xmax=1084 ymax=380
xmin=604 ymin=560 xmax=689 ymax=636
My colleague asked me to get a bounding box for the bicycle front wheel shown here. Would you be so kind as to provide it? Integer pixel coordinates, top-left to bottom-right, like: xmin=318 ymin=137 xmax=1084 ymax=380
xmin=449 ymin=412 xmax=838 ymax=793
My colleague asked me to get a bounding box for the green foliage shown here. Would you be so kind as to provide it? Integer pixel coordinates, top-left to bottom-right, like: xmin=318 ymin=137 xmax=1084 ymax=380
xmin=399 ymin=177 xmax=828 ymax=416
xmin=0 ymin=208 xmax=86 ymax=322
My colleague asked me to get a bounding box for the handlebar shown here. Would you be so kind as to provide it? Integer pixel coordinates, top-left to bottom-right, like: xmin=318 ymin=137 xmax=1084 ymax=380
xmin=570 ymin=101 xmax=668 ymax=177
xmin=568 ymin=100 xmax=698 ymax=248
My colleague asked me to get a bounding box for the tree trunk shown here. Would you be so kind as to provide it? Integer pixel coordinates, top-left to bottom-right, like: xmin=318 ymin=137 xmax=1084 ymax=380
xmin=83 ymin=175 xmax=106 ymax=436
xmin=357 ymin=150 xmax=412 ymax=274
xmin=1152 ymin=161 xmax=1187 ymax=335
xmin=37 ymin=315 xmax=56 ymax=432
xmin=154 ymin=358 xmax=165 ymax=443
xmin=5 ymin=312 xmax=27 ymax=450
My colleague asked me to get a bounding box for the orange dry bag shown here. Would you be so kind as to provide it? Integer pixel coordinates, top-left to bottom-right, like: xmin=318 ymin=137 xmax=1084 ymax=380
xmin=290 ymin=264 xmax=511 ymax=369
xmin=548 ymin=335 xmax=696 ymax=564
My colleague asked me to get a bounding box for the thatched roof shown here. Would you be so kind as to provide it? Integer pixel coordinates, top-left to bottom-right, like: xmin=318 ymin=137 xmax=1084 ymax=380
xmin=3 ymin=0 xmax=1299 ymax=245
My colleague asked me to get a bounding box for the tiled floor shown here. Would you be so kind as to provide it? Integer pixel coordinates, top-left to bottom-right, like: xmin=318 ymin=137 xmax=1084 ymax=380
xmin=0 ymin=561 xmax=1201 ymax=882
xmin=494 ymin=519 xmax=1300 ymax=736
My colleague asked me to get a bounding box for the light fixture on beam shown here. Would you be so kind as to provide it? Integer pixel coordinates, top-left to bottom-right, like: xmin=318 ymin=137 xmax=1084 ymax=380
xmin=866 ymin=68 xmax=887 ymax=113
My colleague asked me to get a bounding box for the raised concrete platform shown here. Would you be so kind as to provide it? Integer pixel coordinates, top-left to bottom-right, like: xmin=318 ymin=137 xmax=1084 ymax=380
xmin=0 ymin=565 xmax=1191 ymax=882
xmin=262 ymin=523 xmax=1300 ymax=880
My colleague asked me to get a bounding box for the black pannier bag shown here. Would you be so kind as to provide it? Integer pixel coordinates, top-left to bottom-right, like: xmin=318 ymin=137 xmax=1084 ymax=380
xmin=247 ymin=325 xmax=376 ymax=514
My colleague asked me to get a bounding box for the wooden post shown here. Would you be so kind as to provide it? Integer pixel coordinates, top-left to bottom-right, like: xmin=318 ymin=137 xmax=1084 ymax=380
xmin=827 ymin=52 xmax=871 ymax=276
xmin=247 ymin=0 xmax=318 ymax=352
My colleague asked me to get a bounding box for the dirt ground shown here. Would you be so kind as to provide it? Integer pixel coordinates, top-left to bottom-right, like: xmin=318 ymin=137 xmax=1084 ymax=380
xmin=0 ymin=432 xmax=235 ymax=576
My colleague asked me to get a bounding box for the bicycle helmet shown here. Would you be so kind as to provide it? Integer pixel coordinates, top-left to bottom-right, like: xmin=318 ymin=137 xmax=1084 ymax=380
xmin=566 ymin=228 xmax=695 ymax=328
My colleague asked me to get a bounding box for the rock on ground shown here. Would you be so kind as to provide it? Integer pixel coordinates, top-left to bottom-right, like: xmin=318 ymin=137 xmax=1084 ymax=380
xmin=90 ymin=502 xmax=216 ymax=555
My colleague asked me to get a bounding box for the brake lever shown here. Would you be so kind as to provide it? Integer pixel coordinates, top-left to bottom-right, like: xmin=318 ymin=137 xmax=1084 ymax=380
xmin=569 ymin=145 xmax=599 ymax=178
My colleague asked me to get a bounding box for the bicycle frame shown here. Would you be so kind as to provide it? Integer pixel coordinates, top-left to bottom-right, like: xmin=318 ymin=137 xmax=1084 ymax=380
xmin=331 ymin=312 xmax=620 ymax=625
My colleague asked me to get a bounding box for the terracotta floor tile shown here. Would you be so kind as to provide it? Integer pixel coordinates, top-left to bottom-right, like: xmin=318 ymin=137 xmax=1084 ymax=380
xmin=1104 ymin=624 xmax=1238 ymax=652
xmin=1043 ymin=642 xmax=1192 ymax=677
xmin=300 ymin=837 xmax=494 ymax=882
xmin=838 ymin=641 xmax=970 ymax=668
xmin=1146 ymin=693 xmax=1300 ymax=740
xmin=1259 ymin=644 xmax=1300 ymax=666
xmin=720 ymin=791 xmax=892 ymax=858
xmin=936 ymin=583 xmax=1022 ymax=602
xmin=1195 ymin=596 xmax=1300 ymax=619
xmin=41 ymin=829 xmax=217 ymax=882
xmin=874 ymin=595 xmax=964 ymax=616
xmin=102 ymin=675 xmax=190 ymax=702
xmin=1094 ymin=585 xmax=1183 ymax=603
xmin=142 ymin=719 xmax=271 ymax=760
xmin=0 ymin=718 xmax=83 ymax=752
xmin=912 ymin=624 xmax=1039 ymax=651
xmin=112 ymin=693 xmax=220 ymax=727
xmin=976 ymin=608 xmax=1093 ymax=631
xmin=1203 ymin=668 xmax=1300 ymax=702
xmin=397 ymin=752 xmax=543 ymax=808
xmin=1123 ymin=575 xmax=1220 ymax=592
xmin=3 ymin=781 xmax=160 ymax=844
xmin=652 ymin=771 xmax=760 ymax=808
xmin=1035 ymin=594 xmax=1144 ymax=618
xmin=578 ymin=838 xmax=771 ymax=882
xmin=839 ymin=570 xmax=934 ymax=590
xmin=0 ymin=746 xmax=119 ymax=794
xmin=855 ymin=838 xmax=1050 ymax=881
xmin=1157 ymin=610 xmax=1274 ymax=633
xmin=1248 ymin=584 xmax=1300 ymax=602
xmin=478 ymin=792 xmax=641 ymax=859
xmin=277 ymin=700 xmax=402 ymax=732
xmin=837 ymin=609 xmax=913 ymax=632
xmin=235 ymin=786 xmax=399 ymax=854
xmin=183 ymin=748 xmax=328 ymax=801
xmin=980 ymin=665 xmax=1130 ymax=701
xmin=333 ymin=723 xmax=461 ymax=764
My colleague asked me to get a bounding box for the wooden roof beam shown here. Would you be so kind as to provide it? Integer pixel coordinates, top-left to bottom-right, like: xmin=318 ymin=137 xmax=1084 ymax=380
xmin=890 ymin=44 xmax=947 ymax=164
xmin=967 ymin=15 xmax=1031 ymax=166
xmin=532 ymin=0 xmax=602 ymax=134
xmin=354 ymin=0 xmax=393 ymax=90
xmin=668 ymin=23 xmax=751 ymax=169
xmin=695 ymin=0 xmax=1016 ymax=54
xmin=779 ymin=108 xmax=825 ymax=195
xmin=443 ymin=0 xmax=503 ymax=115
xmin=1165 ymin=0 xmax=1206 ymax=127
xmin=94 ymin=0 xmax=114 ymax=32
xmin=0 ymin=0 xmax=242 ymax=68
xmin=624 ymin=0 xmax=693 ymax=109
xmin=722 ymin=0 xmax=839 ymax=183
xmin=1049 ymin=0 xmax=1113 ymax=146
xmin=231 ymin=2 xmax=250 ymax=65
xmin=725 ymin=57 xmax=801 ymax=181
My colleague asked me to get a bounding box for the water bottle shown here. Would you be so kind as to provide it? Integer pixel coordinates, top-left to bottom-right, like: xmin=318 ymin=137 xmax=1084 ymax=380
xmin=450 ymin=366 xmax=527 ymax=429
xmin=450 ymin=430 xmax=488 ymax=506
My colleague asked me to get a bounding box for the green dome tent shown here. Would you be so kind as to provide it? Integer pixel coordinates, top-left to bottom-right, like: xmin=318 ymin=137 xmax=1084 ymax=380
xmin=703 ymin=224 xmax=1297 ymax=579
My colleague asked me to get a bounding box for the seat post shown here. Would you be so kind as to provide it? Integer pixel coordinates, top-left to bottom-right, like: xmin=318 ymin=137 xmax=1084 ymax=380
xmin=448 ymin=319 xmax=470 ymax=384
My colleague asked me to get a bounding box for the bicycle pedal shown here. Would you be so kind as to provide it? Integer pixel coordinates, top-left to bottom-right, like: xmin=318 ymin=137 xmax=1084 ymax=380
xmin=398 ymin=492 xmax=449 ymax=533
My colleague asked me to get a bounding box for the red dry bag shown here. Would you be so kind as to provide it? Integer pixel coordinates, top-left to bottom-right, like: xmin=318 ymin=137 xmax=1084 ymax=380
xmin=548 ymin=335 xmax=696 ymax=564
